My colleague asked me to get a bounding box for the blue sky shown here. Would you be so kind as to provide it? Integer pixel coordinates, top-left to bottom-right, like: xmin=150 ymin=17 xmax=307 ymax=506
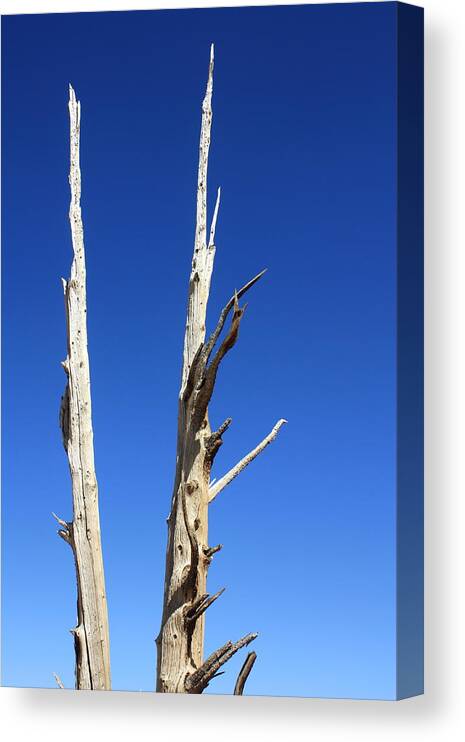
xmin=2 ymin=3 xmax=399 ymax=698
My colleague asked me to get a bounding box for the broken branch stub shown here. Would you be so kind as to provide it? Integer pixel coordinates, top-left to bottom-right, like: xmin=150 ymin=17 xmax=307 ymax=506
xmin=234 ymin=651 xmax=257 ymax=695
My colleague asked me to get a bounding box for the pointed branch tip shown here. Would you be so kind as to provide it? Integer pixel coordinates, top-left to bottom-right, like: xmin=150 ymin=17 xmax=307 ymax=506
xmin=201 ymin=267 xmax=268 ymax=372
xmin=209 ymin=418 xmax=287 ymax=502
xmin=53 ymin=672 xmax=65 ymax=689
xmin=186 ymin=587 xmax=225 ymax=625
xmin=52 ymin=512 xmax=68 ymax=529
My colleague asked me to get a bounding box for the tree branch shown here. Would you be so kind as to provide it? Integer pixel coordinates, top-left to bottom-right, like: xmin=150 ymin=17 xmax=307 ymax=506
xmin=203 ymin=543 xmax=222 ymax=558
xmin=52 ymin=512 xmax=72 ymax=545
xmin=53 ymin=672 xmax=65 ymax=689
xmin=205 ymin=417 xmax=232 ymax=464
xmin=52 ymin=511 xmax=69 ymax=529
xmin=234 ymin=651 xmax=257 ymax=695
xmin=209 ymin=419 xmax=287 ymax=502
xmin=185 ymin=632 xmax=258 ymax=694
xmin=202 ymin=269 xmax=267 ymax=368
xmin=208 ymin=293 xmax=245 ymax=370
xmin=189 ymin=270 xmax=268 ymax=426
xmin=185 ymin=587 xmax=225 ymax=625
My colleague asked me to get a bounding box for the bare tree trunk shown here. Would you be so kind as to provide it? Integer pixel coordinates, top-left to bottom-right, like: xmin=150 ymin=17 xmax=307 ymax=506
xmin=156 ymin=46 xmax=285 ymax=695
xmin=54 ymin=86 xmax=111 ymax=691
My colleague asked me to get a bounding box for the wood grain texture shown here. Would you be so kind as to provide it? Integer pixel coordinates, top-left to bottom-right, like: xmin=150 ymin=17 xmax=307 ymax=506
xmin=56 ymin=86 xmax=111 ymax=691
xmin=155 ymin=47 xmax=285 ymax=694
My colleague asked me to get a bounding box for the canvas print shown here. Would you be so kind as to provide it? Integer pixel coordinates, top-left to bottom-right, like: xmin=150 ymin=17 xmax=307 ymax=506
xmin=1 ymin=2 xmax=424 ymax=699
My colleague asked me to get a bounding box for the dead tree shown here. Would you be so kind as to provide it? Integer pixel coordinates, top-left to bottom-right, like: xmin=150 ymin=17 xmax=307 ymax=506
xmin=54 ymin=86 xmax=111 ymax=691
xmin=156 ymin=45 xmax=286 ymax=694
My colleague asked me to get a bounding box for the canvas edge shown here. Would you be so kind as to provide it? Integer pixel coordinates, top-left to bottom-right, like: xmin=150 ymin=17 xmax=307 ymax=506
xmin=396 ymin=0 xmax=425 ymax=701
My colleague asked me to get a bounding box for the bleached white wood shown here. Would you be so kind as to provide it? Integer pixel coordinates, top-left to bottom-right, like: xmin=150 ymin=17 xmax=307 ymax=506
xmin=208 ymin=419 xmax=287 ymax=502
xmin=156 ymin=45 xmax=217 ymax=694
xmin=53 ymin=673 xmax=65 ymax=689
xmin=181 ymin=43 xmax=216 ymax=394
xmin=57 ymin=85 xmax=111 ymax=691
xmin=156 ymin=47 xmax=285 ymax=695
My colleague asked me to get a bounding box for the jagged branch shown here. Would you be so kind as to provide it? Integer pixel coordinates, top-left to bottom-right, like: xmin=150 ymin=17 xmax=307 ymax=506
xmin=209 ymin=419 xmax=287 ymax=502
xmin=234 ymin=651 xmax=257 ymax=695
xmin=205 ymin=417 xmax=232 ymax=464
xmin=191 ymin=294 xmax=247 ymax=426
xmin=201 ymin=268 xmax=267 ymax=369
xmin=192 ymin=269 xmax=271 ymax=430
xmin=208 ymin=293 xmax=246 ymax=370
xmin=185 ymin=269 xmax=268 ymax=427
xmin=185 ymin=632 xmax=258 ymax=694
xmin=185 ymin=587 xmax=225 ymax=625
xmin=203 ymin=543 xmax=222 ymax=558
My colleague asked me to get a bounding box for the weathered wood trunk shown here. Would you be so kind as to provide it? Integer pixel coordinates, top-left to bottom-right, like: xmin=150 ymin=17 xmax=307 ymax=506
xmin=156 ymin=47 xmax=285 ymax=695
xmin=156 ymin=45 xmax=216 ymax=694
xmin=55 ymin=86 xmax=111 ymax=691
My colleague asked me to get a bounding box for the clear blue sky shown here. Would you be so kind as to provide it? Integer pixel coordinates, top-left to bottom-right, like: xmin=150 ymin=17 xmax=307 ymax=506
xmin=2 ymin=3 xmax=399 ymax=698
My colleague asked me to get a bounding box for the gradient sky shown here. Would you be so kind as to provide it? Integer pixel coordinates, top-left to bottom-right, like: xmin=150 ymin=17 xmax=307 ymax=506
xmin=2 ymin=2 xmax=400 ymax=698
